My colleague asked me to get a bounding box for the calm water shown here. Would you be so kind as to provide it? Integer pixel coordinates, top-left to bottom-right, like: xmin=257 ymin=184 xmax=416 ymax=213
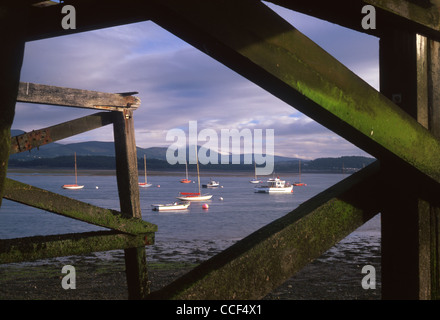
xmin=0 ymin=172 xmax=380 ymax=264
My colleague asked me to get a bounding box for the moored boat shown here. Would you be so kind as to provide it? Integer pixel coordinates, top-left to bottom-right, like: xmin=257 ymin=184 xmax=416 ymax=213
xmin=249 ymin=161 xmax=262 ymax=184
xmin=62 ymin=152 xmax=84 ymax=190
xmin=254 ymin=177 xmax=293 ymax=193
xmin=202 ymin=179 xmax=219 ymax=188
xmin=151 ymin=201 xmax=190 ymax=211
xmin=176 ymin=192 xmax=213 ymax=201
xmin=180 ymin=161 xmax=192 ymax=183
xmin=177 ymin=145 xmax=212 ymax=201
xmin=139 ymin=154 xmax=152 ymax=188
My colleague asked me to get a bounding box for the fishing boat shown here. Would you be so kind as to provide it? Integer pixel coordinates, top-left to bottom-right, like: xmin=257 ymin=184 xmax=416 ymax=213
xmin=293 ymin=159 xmax=307 ymax=186
xmin=249 ymin=161 xmax=262 ymax=184
xmin=139 ymin=154 xmax=152 ymax=188
xmin=151 ymin=201 xmax=190 ymax=211
xmin=180 ymin=161 xmax=191 ymax=183
xmin=177 ymin=146 xmax=212 ymax=201
xmin=254 ymin=177 xmax=293 ymax=193
xmin=62 ymin=152 xmax=84 ymax=190
xmin=202 ymin=178 xmax=220 ymax=188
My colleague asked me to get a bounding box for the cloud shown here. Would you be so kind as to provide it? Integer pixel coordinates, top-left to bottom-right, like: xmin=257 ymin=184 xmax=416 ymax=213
xmin=14 ymin=10 xmax=376 ymax=159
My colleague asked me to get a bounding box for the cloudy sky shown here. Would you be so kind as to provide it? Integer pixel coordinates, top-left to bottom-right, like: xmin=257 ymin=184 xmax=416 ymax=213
xmin=14 ymin=2 xmax=379 ymax=160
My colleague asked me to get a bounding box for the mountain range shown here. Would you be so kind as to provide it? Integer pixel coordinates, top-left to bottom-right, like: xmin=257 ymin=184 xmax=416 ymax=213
xmin=9 ymin=129 xmax=375 ymax=172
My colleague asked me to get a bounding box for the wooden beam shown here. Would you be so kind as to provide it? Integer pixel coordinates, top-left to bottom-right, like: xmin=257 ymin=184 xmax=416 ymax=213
xmin=150 ymin=0 xmax=440 ymax=195
xmin=10 ymin=112 xmax=113 ymax=154
xmin=24 ymin=0 xmax=152 ymax=42
xmin=148 ymin=162 xmax=381 ymax=299
xmin=112 ymin=110 xmax=149 ymax=299
xmin=3 ymin=178 xmax=157 ymax=235
xmin=379 ymin=30 xmax=440 ymax=300
xmin=0 ymin=3 xmax=29 ymax=207
xmin=267 ymin=0 xmax=440 ymax=41
xmin=0 ymin=231 xmax=153 ymax=264
xmin=16 ymin=82 xmax=140 ymax=111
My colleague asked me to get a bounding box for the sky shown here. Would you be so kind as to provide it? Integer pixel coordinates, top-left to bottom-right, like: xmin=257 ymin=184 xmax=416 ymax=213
xmin=13 ymin=2 xmax=379 ymax=160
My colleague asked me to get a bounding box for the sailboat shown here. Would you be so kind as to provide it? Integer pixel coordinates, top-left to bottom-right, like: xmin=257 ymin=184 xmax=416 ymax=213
xmin=177 ymin=146 xmax=212 ymax=201
xmin=62 ymin=152 xmax=84 ymax=190
xmin=249 ymin=161 xmax=262 ymax=184
xmin=139 ymin=154 xmax=152 ymax=188
xmin=293 ymin=159 xmax=307 ymax=186
xmin=180 ymin=161 xmax=191 ymax=183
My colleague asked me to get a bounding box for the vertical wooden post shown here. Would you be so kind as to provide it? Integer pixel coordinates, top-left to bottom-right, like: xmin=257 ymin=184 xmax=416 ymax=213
xmin=380 ymin=30 xmax=440 ymax=300
xmin=113 ymin=109 xmax=149 ymax=299
xmin=0 ymin=4 xmax=28 ymax=207
xmin=421 ymin=36 xmax=440 ymax=300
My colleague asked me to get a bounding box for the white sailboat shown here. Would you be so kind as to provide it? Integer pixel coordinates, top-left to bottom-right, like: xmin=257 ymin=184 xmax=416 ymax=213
xmin=249 ymin=161 xmax=262 ymax=184
xmin=62 ymin=152 xmax=84 ymax=190
xmin=139 ymin=154 xmax=152 ymax=188
xmin=177 ymin=146 xmax=212 ymax=201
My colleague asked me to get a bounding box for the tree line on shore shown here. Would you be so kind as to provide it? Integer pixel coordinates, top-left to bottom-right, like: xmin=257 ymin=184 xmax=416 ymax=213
xmin=8 ymin=155 xmax=375 ymax=173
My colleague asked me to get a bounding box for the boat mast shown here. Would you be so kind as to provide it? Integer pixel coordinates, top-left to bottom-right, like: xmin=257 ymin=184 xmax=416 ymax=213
xmin=195 ymin=145 xmax=201 ymax=194
xmin=185 ymin=160 xmax=189 ymax=180
xmin=254 ymin=161 xmax=257 ymax=180
xmin=144 ymin=154 xmax=147 ymax=183
xmin=74 ymin=152 xmax=78 ymax=185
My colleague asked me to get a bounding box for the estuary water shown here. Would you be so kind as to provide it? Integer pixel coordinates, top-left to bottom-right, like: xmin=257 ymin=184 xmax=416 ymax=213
xmin=0 ymin=171 xmax=381 ymax=265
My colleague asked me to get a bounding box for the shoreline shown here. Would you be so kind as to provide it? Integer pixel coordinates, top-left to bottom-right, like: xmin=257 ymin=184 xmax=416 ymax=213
xmin=7 ymin=168 xmax=348 ymax=177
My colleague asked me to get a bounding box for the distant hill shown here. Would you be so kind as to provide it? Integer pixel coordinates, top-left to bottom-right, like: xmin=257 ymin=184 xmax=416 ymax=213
xmin=10 ymin=130 xmax=295 ymax=163
xmin=9 ymin=129 xmax=375 ymax=172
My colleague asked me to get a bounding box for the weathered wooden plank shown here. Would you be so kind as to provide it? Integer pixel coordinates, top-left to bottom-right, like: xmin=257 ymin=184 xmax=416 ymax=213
xmin=148 ymin=162 xmax=381 ymax=300
xmin=3 ymin=178 xmax=157 ymax=235
xmin=112 ymin=110 xmax=149 ymax=299
xmin=16 ymin=82 xmax=140 ymax=111
xmin=0 ymin=231 xmax=153 ymax=264
xmin=150 ymin=0 xmax=440 ymax=193
xmin=10 ymin=112 xmax=113 ymax=154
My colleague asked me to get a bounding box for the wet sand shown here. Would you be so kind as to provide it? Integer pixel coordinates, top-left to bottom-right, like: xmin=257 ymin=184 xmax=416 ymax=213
xmin=0 ymin=243 xmax=381 ymax=300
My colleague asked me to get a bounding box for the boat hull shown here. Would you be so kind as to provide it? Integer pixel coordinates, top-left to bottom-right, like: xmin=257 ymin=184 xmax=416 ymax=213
xmin=176 ymin=194 xmax=213 ymax=201
xmin=62 ymin=184 xmax=84 ymax=190
xmin=151 ymin=202 xmax=190 ymax=211
xmin=139 ymin=183 xmax=152 ymax=188
xmin=254 ymin=186 xmax=293 ymax=193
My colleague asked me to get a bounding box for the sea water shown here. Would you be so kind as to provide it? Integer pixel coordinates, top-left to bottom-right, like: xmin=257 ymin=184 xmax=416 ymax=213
xmin=0 ymin=172 xmax=380 ymax=265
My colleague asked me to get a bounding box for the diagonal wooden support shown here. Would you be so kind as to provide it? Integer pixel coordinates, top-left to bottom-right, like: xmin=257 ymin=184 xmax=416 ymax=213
xmin=10 ymin=112 xmax=113 ymax=154
xmin=148 ymin=162 xmax=381 ymax=300
xmin=3 ymin=178 xmax=157 ymax=235
xmin=150 ymin=0 xmax=440 ymax=192
xmin=0 ymin=231 xmax=152 ymax=264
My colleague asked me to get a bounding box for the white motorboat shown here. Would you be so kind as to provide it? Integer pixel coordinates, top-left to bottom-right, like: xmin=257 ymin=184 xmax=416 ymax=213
xmin=254 ymin=177 xmax=293 ymax=193
xmin=202 ymin=179 xmax=220 ymax=188
xmin=151 ymin=201 xmax=190 ymax=211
